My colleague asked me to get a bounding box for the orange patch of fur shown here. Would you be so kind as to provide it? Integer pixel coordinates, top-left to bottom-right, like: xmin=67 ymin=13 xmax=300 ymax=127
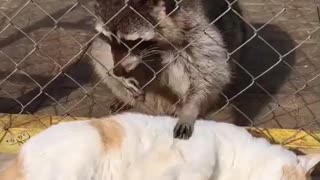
xmin=282 ymin=165 xmax=309 ymax=180
xmin=0 ymin=157 xmax=24 ymax=180
xmin=90 ymin=118 xmax=124 ymax=152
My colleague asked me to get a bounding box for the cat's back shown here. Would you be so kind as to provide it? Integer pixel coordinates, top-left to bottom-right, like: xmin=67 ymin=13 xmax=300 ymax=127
xmin=114 ymin=112 xmax=218 ymax=142
xmin=111 ymin=113 xmax=220 ymax=180
xmin=114 ymin=112 xmax=250 ymax=142
xmin=112 ymin=113 xmax=256 ymax=164
xmin=112 ymin=112 xmax=264 ymax=172
xmin=111 ymin=113 xmax=274 ymax=180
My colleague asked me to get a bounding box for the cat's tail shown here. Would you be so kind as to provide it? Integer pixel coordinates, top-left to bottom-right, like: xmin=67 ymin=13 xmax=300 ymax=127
xmin=0 ymin=157 xmax=24 ymax=180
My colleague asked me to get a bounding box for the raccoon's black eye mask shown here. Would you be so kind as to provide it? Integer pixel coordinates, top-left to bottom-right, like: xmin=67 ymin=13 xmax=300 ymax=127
xmin=98 ymin=33 xmax=142 ymax=49
xmin=121 ymin=39 xmax=144 ymax=49
xmin=110 ymin=34 xmax=158 ymax=50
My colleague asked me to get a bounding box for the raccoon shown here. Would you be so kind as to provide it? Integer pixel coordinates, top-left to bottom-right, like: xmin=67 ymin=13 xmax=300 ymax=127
xmin=91 ymin=0 xmax=247 ymax=139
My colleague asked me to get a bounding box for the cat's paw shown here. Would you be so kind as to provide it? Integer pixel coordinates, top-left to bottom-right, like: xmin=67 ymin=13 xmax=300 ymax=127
xmin=110 ymin=100 xmax=132 ymax=113
xmin=173 ymin=121 xmax=194 ymax=140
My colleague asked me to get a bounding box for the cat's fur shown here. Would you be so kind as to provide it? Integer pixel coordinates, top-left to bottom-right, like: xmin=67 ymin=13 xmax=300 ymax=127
xmin=1 ymin=112 xmax=319 ymax=180
xmin=92 ymin=0 xmax=247 ymax=139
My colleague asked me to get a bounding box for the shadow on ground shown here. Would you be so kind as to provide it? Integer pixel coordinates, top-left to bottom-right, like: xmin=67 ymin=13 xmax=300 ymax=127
xmin=223 ymin=23 xmax=297 ymax=126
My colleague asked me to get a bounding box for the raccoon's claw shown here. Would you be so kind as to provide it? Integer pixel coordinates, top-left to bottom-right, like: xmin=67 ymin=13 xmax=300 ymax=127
xmin=173 ymin=121 xmax=194 ymax=140
xmin=134 ymin=92 xmax=145 ymax=101
xmin=110 ymin=100 xmax=132 ymax=113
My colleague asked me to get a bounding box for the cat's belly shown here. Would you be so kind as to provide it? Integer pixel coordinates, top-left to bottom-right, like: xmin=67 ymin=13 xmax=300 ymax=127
xmin=125 ymin=148 xmax=214 ymax=180
xmin=121 ymin=137 xmax=216 ymax=180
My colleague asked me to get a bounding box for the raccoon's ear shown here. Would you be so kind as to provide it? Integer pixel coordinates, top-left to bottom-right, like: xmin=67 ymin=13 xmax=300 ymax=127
xmin=151 ymin=0 xmax=178 ymax=14
xmin=163 ymin=0 xmax=178 ymax=14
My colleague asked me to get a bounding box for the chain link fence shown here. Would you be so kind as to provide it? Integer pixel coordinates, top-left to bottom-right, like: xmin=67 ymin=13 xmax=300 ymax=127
xmin=0 ymin=0 xmax=319 ymax=149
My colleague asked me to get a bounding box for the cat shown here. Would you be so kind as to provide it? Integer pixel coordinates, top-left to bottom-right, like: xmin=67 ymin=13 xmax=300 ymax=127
xmin=92 ymin=0 xmax=247 ymax=139
xmin=1 ymin=112 xmax=319 ymax=180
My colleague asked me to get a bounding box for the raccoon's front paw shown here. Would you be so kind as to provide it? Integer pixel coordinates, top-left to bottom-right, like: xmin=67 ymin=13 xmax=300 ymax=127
xmin=110 ymin=100 xmax=132 ymax=113
xmin=173 ymin=121 xmax=194 ymax=140
xmin=134 ymin=91 xmax=146 ymax=102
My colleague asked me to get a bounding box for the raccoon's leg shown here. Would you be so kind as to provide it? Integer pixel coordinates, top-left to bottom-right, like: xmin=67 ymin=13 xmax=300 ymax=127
xmin=173 ymin=91 xmax=205 ymax=139
xmin=90 ymin=37 xmax=140 ymax=111
xmin=173 ymin=85 xmax=219 ymax=139
xmin=104 ymin=76 xmax=145 ymax=112
xmin=109 ymin=98 xmax=133 ymax=113
xmin=109 ymin=82 xmax=145 ymax=113
xmin=174 ymin=103 xmax=198 ymax=139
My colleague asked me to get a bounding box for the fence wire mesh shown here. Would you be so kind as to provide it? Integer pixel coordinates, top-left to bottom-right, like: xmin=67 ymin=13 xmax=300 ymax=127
xmin=0 ymin=0 xmax=319 ymax=150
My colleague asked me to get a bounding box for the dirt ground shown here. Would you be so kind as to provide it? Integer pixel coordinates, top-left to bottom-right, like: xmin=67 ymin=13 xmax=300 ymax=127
xmin=0 ymin=0 xmax=320 ymax=178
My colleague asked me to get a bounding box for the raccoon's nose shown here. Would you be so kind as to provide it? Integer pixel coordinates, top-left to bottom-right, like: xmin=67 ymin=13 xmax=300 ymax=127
xmin=113 ymin=66 xmax=127 ymax=77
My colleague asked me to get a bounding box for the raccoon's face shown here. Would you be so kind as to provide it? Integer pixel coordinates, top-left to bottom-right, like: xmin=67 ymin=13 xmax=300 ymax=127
xmin=107 ymin=36 xmax=163 ymax=91
xmin=95 ymin=0 xmax=180 ymax=42
xmin=94 ymin=0 xmax=181 ymax=98
xmin=91 ymin=36 xmax=162 ymax=100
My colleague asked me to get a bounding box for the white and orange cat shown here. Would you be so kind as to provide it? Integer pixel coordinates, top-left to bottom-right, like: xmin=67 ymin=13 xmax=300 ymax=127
xmin=1 ymin=112 xmax=319 ymax=180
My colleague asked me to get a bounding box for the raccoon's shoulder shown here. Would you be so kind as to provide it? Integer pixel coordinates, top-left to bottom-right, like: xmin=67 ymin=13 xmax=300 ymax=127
xmin=199 ymin=0 xmax=243 ymax=19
